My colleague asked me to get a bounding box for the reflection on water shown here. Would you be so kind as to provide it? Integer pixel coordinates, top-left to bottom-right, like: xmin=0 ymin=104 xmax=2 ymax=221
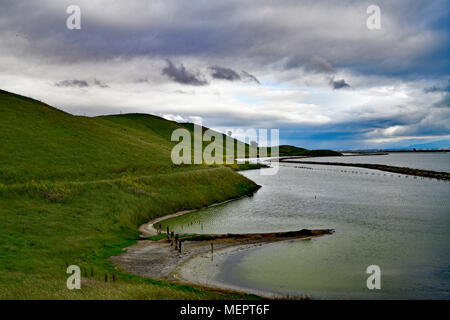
xmin=163 ymin=156 xmax=450 ymax=299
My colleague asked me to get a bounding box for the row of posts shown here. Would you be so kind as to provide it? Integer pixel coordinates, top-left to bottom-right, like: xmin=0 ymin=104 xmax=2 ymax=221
xmin=76 ymin=265 xmax=117 ymax=283
xmin=162 ymin=226 xmax=182 ymax=253
xmin=157 ymin=225 xmax=213 ymax=259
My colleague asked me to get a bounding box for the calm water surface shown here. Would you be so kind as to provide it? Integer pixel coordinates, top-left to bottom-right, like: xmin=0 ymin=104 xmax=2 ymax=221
xmin=295 ymin=152 xmax=450 ymax=172
xmin=163 ymin=154 xmax=450 ymax=299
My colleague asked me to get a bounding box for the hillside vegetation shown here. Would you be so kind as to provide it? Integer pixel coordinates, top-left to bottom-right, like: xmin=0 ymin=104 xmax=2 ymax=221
xmin=276 ymin=145 xmax=342 ymax=157
xmin=0 ymin=89 xmax=260 ymax=299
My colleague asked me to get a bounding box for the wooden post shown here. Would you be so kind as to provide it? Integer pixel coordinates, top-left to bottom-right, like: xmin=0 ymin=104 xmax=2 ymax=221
xmin=211 ymin=242 xmax=213 ymax=261
xmin=104 ymin=273 xmax=108 ymax=282
xmin=175 ymin=234 xmax=179 ymax=250
xmin=170 ymin=231 xmax=174 ymax=246
xmin=178 ymin=240 xmax=182 ymax=253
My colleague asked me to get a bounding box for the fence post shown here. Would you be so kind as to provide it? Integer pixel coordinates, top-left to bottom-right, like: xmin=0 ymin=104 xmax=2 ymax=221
xmin=211 ymin=243 xmax=214 ymax=261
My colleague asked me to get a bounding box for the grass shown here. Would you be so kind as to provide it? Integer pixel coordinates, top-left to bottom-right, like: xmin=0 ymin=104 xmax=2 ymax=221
xmin=0 ymin=89 xmax=261 ymax=299
xmin=0 ymin=169 xmax=260 ymax=299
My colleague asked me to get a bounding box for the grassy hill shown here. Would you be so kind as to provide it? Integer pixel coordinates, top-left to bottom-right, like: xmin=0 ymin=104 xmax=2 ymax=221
xmin=0 ymin=89 xmax=260 ymax=299
xmin=0 ymin=91 xmax=217 ymax=183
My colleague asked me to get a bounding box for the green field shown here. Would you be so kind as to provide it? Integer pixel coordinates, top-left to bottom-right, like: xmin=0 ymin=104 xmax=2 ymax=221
xmin=0 ymin=89 xmax=261 ymax=299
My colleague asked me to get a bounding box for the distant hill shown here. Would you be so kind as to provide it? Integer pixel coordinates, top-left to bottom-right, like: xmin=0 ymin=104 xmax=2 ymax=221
xmin=407 ymin=140 xmax=450 ymax=150
xmin=275 ymin=145 xmax=342 ymax=157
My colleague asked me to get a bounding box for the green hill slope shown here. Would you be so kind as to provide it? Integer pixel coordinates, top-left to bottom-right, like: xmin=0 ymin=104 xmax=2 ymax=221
xmin=0 ymin=89 xmax=260 ymax=299
xmin=0 ymin=90 xmax=197 ymax=183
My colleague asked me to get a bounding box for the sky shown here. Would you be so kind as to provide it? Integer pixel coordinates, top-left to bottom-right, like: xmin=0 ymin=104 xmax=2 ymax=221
xmin=0 ymin=0 xmax=449 ymax=150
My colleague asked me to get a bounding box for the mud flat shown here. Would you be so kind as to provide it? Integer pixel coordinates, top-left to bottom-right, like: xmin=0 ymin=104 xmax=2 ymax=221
xmin=110 ymin=227 xmax=333 ymax=280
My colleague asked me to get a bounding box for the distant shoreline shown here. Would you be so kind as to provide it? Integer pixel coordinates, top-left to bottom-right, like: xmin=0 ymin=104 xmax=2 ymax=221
xmin=340 ymin=150 xmax=450 ymax=153
xmin=278 ymin=158 xmax=450 ymax=181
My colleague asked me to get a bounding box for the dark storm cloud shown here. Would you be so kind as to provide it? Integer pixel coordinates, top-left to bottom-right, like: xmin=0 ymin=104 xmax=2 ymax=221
xmin=433 ymin=94 xmax=450 ymax=108
xmin=424 ymin=82 xmax=450 ymax=93
xmin=308 ymin=56 xmax=336 ymax=74
xmin=54 ymin=79 xmax=109 ymax=88
xmin=286 ymin=56 xmax=336 ymax=73
xmin=283 ymin=57 xmax=304 ymax=70
xmin=330 ymin=79 xmax=350 ymax=89
xmin=241 ymin=71 xmax=260 ymax=84
xmin=1 ymin=0 xmax=448 ymax=78
xmin=209 ymin=66 xmax=241 ymax=81
xmin=55 ymin=80 xmax=89 ymax=88
xmin=162 ymin=59 xmax=207 ymax=86
xmin=208 ymin=67 xmax=260 ymax=84
xmin=425 ymin=81 xmax=450 ymax=108
xmin=94 ymin=79 xmax=109 ymax=88
xmin=135 ymin=78 xmax=149 ymax=83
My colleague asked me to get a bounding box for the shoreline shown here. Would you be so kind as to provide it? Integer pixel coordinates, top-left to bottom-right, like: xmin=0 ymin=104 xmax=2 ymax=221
xmin=278 ymin=158 xmax=450 ymax=181
xmin=171 ymin=234 xmax=333 ymax=299
xmin=138 ymin=191 xmax=260 ymax=238
xmin=111 ymin=228 xmax=333 ymax=298
xmin=111 ymin=191 xmax=333 ymax=298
